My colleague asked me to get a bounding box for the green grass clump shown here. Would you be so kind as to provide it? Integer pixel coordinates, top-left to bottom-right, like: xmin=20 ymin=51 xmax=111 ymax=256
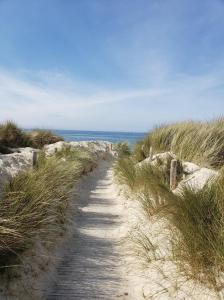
xmin=169 ymin=172 xmax=224 ymax=286
xmin=135 ymin=164 xmax=173 ymax=217
xmin=0 ymin=121 xmax=30 ymax=149
xmin=114 ymin=142 xmax=131 ymax=158
xmin=114 ymin=143 xmax=224 ymax=287
xmin=0 ymin=153 xmax=81 ymax=266
xmin=134 ymin=118 xmax=224 ymax=168
xmin=113 ymin=157 xmax=136 ymax=190
xmin=55 ymin=145 xmax=94 ymax=171
xmin=0 ymin=121 xmax=64 ymax=153
xmin=129 ymin=162 xmax=224 ymax=286
xmin=28 ymin=129 xmax=64 ymax=149
xmin=134 ymin=136 xmax=151 ymax=162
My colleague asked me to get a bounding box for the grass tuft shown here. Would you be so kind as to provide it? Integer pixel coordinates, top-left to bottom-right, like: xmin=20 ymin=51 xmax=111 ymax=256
xmin=0 ymin=121 xmax=64 ymax=153
xmin=28 ymin=129 xmax=64 ymax=149
xmin=114 ymin=119 xmax=224 ymax=289
xmin=0 ymin=121 xmax=30 ymax=149
xmin=113 ymin=157 xmax=136 ymax=190
xmin=170 ymin=174 xmax=224 ymax=286
xmin=0 ymin=150 xmax=86 ymax=268
xmin=134 ymin=118 xmax=224 ymax=168
xmin=114 ymin=142 xmax=131 ymax=158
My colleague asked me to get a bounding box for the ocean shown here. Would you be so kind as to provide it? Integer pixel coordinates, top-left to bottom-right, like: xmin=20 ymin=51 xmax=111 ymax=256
xmin=53 ymin=130 xmax=146 ymax=145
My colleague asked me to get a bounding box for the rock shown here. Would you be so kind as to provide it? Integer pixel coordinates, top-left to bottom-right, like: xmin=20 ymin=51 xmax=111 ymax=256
xmin=175 ymin=167 xmax=218 ymax=192
xmin=44 ymin=140 xmax=112 ymax=158
xmin=0 ymin=151 xmax=34 ymax=186
xmin=137 ymin=152 xmax=176 ymax=168
xmin=136 ymin=157 xmax=152 ymax=168
xmin=44 ymin=141 xmax=68 ymax=155
xmin=152 ymin=152 xmax=176 ymax=161
xmin=0 ymin=141 xmax=113 ymax=190
xmin=182 ymin=161 xmax=200 ymax=174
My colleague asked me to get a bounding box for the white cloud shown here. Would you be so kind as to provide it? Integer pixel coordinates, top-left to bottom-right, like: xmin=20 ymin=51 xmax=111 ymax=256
xmin=0 ymin=68 xmax=223 ymax=131
xmin=0 ymin=69 xmax=168 ymax=130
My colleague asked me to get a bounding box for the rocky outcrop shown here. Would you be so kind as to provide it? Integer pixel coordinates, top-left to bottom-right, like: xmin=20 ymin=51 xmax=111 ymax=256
xmin=0 ymin=141 xmax=113 ymax=188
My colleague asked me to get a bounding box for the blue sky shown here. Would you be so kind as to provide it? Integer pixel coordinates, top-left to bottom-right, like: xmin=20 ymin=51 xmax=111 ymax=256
xmin=0 ymin=0 xmax=224 ymax=131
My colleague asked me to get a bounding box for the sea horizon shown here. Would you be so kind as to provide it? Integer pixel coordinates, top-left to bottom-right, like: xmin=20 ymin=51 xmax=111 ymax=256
xmin=52 ymin=129 xmax=147 ymax=145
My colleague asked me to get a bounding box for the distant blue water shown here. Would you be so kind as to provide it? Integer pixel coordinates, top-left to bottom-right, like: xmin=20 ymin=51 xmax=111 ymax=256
xmin=53 ymin=130 xmax=146 ymax=145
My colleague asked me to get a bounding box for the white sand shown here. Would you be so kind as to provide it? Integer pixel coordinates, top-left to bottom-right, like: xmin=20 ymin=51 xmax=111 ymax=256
xmin=9 ymin=155 xmax=220 ymax=300
xmin=46 ymin=157 xmax=132 ymax=299
xmin=46 ymin=157 xmax=221 ymax=300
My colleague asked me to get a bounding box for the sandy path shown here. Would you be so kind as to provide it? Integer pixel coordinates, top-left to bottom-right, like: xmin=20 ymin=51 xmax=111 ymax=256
xmin=46 ymin=158 xmax=130 ymax=300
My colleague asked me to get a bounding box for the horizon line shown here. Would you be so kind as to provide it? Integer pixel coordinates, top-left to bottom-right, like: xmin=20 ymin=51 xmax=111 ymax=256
xmin=23 ymin=127 xmax=148 ymax=134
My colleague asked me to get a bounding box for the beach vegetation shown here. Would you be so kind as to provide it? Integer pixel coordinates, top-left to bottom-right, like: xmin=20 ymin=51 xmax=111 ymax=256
xmin=114 ymin=117 xmax=224 ymax=289
xmin=0 ymin=121 xmax=64 ymax=153
xmin=134 ymin=118 xmax=224 ymax=168
xmin=114 ymin=142 xmax=131 ymax=157
xmin=0 ymin=147 xmax=92 ymax=269
xmin=28 ymin=129 xmax=64 ymax=149
xmin=0 ymin=121 xmax=30 ymax=149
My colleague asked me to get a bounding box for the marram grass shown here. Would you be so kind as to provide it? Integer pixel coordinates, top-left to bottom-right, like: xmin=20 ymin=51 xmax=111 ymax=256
xmin=134 ymin=118 xmax=224 ymax=168
xmin=113 ymin=157 xmax=136 ymax=191
xmin=114 ymin=118 xmax=224 ymax=289
xmin=0 ymin=147 xmax=92 ymax=268
xmin=0 ymin=120 xmax=64 ymax=153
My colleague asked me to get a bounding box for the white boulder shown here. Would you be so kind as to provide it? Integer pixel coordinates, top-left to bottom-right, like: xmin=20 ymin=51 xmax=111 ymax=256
xmin=0 ymin=151 xmax=34 ymax=186
xmin=0 ymin=141 xmax=113 ymax=189
xmin=175 ymin=167 xmax=218 ymax=192
xmin=182 ymin=161 xmax=200 ymax=174
xmin=44 ymin=140 xmax=112 ymax=158
xmin=44 ymin=141 xmax=68 ymax=155
xmin=137 ymin=152 xmax=176 ymax=168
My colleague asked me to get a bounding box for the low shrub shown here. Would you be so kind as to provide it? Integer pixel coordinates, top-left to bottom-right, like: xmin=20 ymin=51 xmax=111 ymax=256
xmin=28 ymin=129 xmax=64 ymax=149
xmin=0 ymin=121 xmax=30 ymax=148
xmin=0 ymin=121 xmax=64 ymax=152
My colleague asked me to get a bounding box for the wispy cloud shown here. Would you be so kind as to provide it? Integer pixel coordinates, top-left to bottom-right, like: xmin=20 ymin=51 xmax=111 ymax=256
xmin=0 ymin=69 xmax=169 ymax=129
xmin=0 ymin=1 xmax=224 ymax=130
xmin=0 ymin=68 xmax=223 ymax=131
